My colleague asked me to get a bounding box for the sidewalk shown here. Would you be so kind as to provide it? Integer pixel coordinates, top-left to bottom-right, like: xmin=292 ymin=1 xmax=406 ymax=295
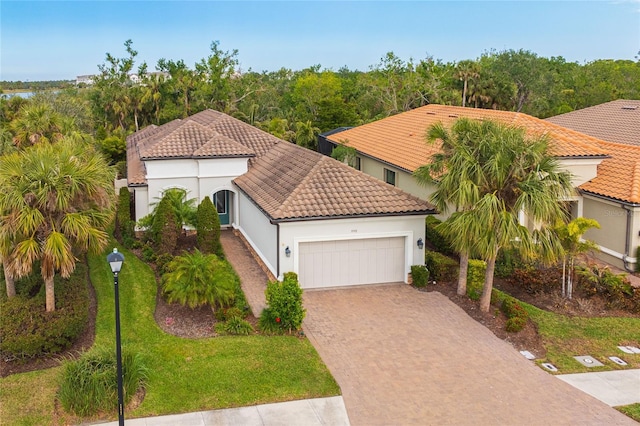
xmin=557 ymin=369 xmax=640 ymax=407
xmin=93 ymin=396 xmax=350 ymax=425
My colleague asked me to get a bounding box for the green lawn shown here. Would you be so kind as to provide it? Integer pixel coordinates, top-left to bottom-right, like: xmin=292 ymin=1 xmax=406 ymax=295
xmin=0 ymin=244 xmax=339 ymax=425
xmin=618 ymin=403 xmax=640 ymax=422
xmin=494 ymin=290 xmax=640 ymax=373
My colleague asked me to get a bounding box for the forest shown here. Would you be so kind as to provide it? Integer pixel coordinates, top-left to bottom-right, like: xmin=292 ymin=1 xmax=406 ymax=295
xmin=1 ymin=40 xmax=639 ymax=154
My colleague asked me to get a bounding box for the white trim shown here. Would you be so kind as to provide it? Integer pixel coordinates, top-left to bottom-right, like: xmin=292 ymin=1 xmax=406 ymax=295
xmin=596 ymin=244 xmax=637 ymax=264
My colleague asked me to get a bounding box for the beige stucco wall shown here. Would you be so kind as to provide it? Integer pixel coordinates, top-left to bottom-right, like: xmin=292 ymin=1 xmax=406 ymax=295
xmin=582 ymin=195 xmax=638 ymax=270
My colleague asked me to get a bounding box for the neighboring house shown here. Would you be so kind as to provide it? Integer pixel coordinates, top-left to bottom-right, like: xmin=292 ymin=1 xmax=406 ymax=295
xmin=75 ymin=75 xmax=95 ymax=85
xmin=319 ymin=104 xmax=639 ymax=272
xmin=127 ymin=110 xmax=435 ymax=289
xmin=545 ymin=100 xmax=640 ymax=271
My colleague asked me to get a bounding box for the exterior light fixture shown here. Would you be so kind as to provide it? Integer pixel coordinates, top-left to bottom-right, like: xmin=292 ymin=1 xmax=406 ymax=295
xmin=285 ymin=246 xmax=291 ymax=257
xmin=417 ymin=238 xmax=424 ymax=250
xmin=106 ymin=248 xmax=125 ymax=426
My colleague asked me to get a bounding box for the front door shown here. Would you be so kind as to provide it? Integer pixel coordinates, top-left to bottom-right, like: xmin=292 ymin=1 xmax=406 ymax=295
xmin=213 ymin=190 xmax=230 ymax=226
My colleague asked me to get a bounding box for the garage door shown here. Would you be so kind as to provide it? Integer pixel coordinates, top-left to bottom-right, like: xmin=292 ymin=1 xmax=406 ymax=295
xmin=298 ymin=237 xmax=405 ymax=289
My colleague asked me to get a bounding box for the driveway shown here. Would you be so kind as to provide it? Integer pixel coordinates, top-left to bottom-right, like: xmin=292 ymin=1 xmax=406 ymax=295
xmin=303 ymin=284 xmax=635 ymax=426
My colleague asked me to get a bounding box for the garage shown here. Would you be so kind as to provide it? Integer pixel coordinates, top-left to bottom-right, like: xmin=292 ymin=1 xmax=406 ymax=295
xmin=298 ymin=237 xmax=406 ymax=289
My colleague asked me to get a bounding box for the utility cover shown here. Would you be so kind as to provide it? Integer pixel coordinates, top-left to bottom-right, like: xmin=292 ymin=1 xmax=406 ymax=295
xmin=609 ymin=356 xmax=628 ymax=366
xmin=520 ymin=350 xmax=535 ymax=360
xmin=541 ymin=363 xmax=558 ymax=372
xmin=574 ymin=356 xmax=604 ymax=367
xmin=618 ymin=346 xmax=640 ymax=354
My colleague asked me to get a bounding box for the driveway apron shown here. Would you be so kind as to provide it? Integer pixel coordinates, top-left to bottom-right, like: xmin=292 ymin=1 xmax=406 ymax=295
xmin=303 ymin=284 xmax=635 ymax=426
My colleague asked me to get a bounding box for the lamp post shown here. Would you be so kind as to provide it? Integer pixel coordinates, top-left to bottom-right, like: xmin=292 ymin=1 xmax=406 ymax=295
xmin=107 ymin=248 xmax=125 ymax=426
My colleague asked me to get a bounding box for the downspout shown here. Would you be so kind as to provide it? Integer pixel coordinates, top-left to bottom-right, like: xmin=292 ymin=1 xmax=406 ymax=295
xmin=276 ymin=223 xmax=280 ymax=278
xmin=622 ymin=204 xmax=634 ymax=272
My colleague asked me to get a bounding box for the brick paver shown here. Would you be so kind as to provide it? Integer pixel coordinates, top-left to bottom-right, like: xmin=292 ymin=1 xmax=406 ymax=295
xmin=220 ymin=230 xmax=269 ymax=316
xmin=303 ymin=284 xmax=636 ymax=426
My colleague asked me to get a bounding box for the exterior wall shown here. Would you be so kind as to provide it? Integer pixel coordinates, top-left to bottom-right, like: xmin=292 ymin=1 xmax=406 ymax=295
xmin=278 ymin=215 xmax=427 ymax=283
xmin=132 ymin=186 xmax=149 ymax=221
xmin=557 ymin=158 xmax=603 ymax=187
xmin=236 ymin=190 xmax=278 ymax=277
xmin=582 ymin=195 xmax=638 ymax=270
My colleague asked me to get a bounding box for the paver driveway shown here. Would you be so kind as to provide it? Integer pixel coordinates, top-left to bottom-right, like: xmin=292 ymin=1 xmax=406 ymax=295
xmin=303 ymin=284 xmax=635 ymax=426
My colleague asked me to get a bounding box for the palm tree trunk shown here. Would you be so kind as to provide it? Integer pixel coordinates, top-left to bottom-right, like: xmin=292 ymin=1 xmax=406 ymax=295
xmin=561 ymin=258 xmax=566 ymax=298
xmin=479 ymin=254 xmax=497 ymax=312
xmin=45 ymin=275 xmax=56 ymax=312
xmin=3 ymin=258 xmax=15 ymax=299
xmin=457 ymin=251 xmax=469 ymax=296
xmin=568 ymin=257 xmax=574 ymax=300
xmin=462 ymin=79 xmax=468 ymax=107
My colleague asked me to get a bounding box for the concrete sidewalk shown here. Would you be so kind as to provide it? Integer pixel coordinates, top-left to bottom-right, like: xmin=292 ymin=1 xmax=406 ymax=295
xmin=93 ymin=396 xmax=350 ymax=425
xmin=558 ymin=369 xmax=640 ymax=407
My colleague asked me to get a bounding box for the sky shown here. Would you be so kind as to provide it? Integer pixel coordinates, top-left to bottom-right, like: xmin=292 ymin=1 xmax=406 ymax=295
xmin=1 ymin=0 xmax=639 ymax=81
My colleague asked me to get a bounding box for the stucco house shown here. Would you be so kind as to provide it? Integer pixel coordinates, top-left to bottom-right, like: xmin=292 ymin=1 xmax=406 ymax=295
xmin=126 ymin=109 xmax=435 ymax=289
xmin=319 ymin=104 xmax=639 ymax=272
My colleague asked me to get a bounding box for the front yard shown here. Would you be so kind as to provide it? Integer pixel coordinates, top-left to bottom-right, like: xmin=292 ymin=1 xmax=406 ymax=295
xmin=0 ymin=244 xmax=339 ymax=425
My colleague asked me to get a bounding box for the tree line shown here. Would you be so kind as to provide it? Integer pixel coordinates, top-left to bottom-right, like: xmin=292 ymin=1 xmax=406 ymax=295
xmin=2 ymin=40 xmax=639 ymax=153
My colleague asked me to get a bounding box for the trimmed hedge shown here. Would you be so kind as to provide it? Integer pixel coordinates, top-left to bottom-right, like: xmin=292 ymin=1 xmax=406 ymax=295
xmin=425 ymin=216 xmax=454 ymax=255
xmin=0 ymin=263 xmax=90 ymax=358
xmin=466 ymin=259 xmax=487 ymax=301
xmin=259 ymin=272 xmax=306 ymax=334
xmin=196 ymin=196 xmax=223 ymax=258
xmin=501 ymin=297 xmax=529 ymax=333
xmin=116 ymin=187 xmax=135 ymax=248
xmin=411 ymin=265 xmax=430 ymax=288
xmin=425 ymin=250 xmax=458 ymax=282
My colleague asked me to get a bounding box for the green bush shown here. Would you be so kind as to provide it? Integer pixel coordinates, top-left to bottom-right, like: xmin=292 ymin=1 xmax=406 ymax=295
xmin=636 ymin=246 xmax=640 ymax=273
xmin=196 ymin=196 xmax=224 ymax=258
xmin=116 ymin=187 xmax=135 ymax=247
xmin=215 ymin=306 xmax=244 ymax=322
xmin=410 ymin=265 xmax=429 ymax=288
xmin=425 ymin=216 xmax=453 ymax=255
xmin=151 ymin=197 xmax=180 ymax=255
xmin=258 ymin=307 xmax=283 ymax=335
xmin=214 ymin=317 xmax=254 ymax=336
xmin=578 ymin=264 xmax=639 ymax=312
xmin=495 ymin=248 xmax=525 ymax=278
xmin=58 ymin=346 xmax=148 ymax=417
xmin=0 ymin=264 xmax=89 ymax=358
xmin=425 ymin=250 xmax=458 ymax=282
xmin=508 ymin=264 xmax=561 ymax=295
xmin=260 ymin=272 xmax=306 ymax=333
xmin=466 ymin=259 xmax=487 ymax=301
xmin=501 ymin=297 xmax=529 ymax=333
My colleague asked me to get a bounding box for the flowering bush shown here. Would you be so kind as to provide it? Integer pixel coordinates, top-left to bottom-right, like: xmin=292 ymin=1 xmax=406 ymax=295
xmin=501 ymin=297 xmax=529 ymax=333
xmin=259 ymin=272 xmax=306 ymax=334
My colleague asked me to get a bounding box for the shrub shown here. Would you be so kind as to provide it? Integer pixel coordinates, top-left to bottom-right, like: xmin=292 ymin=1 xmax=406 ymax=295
xmin=0 ymin=264 xmax=89 ymax=358
xmin=507 ymin=264 xmax=561 ymax=295
xmin=58 ymin=346 xmax=148 ymax=417
xmin=425 ymin=250 xmax=458 ymax=282
xmin=466 ymin=259 xmax=487 ymax=301
xmin=410 ymin=265 xmax=429 ymax=288
xmin=141 ymin=243 xmax=156 ymax=262
xmin=155 ymin=253 xmax=174 ymax=275
xmin=214 ymin=317 xmax=254 ymax=335
xmin=636 ymin=246 xmax=640 ymax=273
xmin=258 ymin=307 xmax=283 ymax=335
xmin=425 ymin=216 xmax=453 ymax=254
xmin=196 ymin=196 xmax=223 ymax=258
xmin=501 ymin=297 xmax=529 ymax=333
xmin=116 ymin=187 xmax=135 ymax=247
xmin=495 ymin=248 xmax=525 ymax=278
xmin=153 ymin=197 xmax=180 ymax=255
xmin=260 ymin=272 xmax=306 ymax=333
xmin=577 ymin=264 xmax=638 ymax=312
xmin=215 ymin=306 xmax=244 ymax=322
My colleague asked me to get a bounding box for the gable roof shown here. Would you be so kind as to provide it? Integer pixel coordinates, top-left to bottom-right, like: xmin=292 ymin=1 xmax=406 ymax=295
xmin=233 ymin=142 xmax=435 ymax=222
xmin=326 ymin=104 xmax=608 ymax=173
xmin=545 ymin=100 xmax=640 ymax=147
xmin=127 ymin=110 xmax=281 ymax=185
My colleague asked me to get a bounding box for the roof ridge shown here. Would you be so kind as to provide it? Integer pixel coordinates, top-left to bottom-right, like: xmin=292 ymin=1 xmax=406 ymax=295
xmin=630 ymin=162 xmax=640 ymax=202
xmin=273 ymin=148 xmax=325 ymax=217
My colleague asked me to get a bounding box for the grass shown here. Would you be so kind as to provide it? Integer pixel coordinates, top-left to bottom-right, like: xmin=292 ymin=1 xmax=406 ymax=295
xmin=493 ymin=289 xmax=640 ymax=373
xmin=0 ymin=243 xmax=339 ymax=424
xmin=617 ymin=403 xmax=640 ymax=422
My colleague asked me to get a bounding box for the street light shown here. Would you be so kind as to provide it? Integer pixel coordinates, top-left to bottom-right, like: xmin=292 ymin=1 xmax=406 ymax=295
xmin=107 ymin=248 xmax=125 ymax=426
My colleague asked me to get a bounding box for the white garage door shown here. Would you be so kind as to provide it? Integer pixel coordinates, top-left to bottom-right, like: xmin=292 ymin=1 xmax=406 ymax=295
xmin=298 ymin=237 xmax=405 ymax=289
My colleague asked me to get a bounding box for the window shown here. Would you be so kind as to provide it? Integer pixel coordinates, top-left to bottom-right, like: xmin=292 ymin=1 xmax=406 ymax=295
xmin=384 ymin=168 xmax=396 ymax=186
xmin=213 ymin=191 xmax=227 ymax=214
xmin=355 ymin=156 xmax=361 ymax=171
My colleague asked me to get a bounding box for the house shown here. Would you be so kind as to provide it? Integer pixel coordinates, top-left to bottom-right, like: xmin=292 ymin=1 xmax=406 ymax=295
xmin=545 ymin=100 xmax=640 ymax=271
xmin=126 ymin=110 xmax=435 ymax=289
xmin=319 ymin=104 xmax=639 ymax=272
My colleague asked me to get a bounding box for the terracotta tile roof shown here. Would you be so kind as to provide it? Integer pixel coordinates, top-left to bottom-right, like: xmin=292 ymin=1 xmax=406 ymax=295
xmin=326 ymin=105 xmax=608 ymax=173
xmin=546 ymin=100 xmax=640 ymax=146
xmin=127 ymin=110 xmax=279 ymax=185
xmin=578 ymin=140 xmax=640 ymax=204
xmin=233 ymin=142 xmax=435 ymax=222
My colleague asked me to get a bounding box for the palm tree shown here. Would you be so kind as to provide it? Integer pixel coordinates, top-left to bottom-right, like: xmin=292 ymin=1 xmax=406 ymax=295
xmin=454 ymin=60 xmax=480 ymax=107
xmin=555 ymin=217 xmax=600 ymax=299
xmin=414 ymin=119 xmax=485 ymax=296
xmin=162 ymin=250 xmax=236 ymax=311
xmin=10 ymin=103 xmax=63 ymax=147
xmin=295 ymin=120 xmax=320 ymax=150
xmin=419 ymin=118 xmax=573 ymax=312
xmin=0 ymin=139 xmax=115 ymax=311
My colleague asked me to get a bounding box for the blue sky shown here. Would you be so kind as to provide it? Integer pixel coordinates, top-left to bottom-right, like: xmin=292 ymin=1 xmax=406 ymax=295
xmin=1 ymin=0 xmax=639 ymax=81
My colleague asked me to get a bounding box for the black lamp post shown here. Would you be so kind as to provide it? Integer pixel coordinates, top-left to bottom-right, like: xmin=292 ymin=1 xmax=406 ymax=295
xmin=107 ymin=248 xmax=125 ymax=426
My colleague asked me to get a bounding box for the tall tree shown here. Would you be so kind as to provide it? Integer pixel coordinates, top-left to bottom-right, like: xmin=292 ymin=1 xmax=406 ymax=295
xmin=555 ymin=217 xmax=600 ymax=299
xmin=9 ymin=103 xmax=63 ymax=147
xmin=423 ymin=119 xmax=573 ymax=312
xmin=0 ymin=139 xmax=115 ymax=311
xmin=454 ymin=60 xmax=480 ymax=107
